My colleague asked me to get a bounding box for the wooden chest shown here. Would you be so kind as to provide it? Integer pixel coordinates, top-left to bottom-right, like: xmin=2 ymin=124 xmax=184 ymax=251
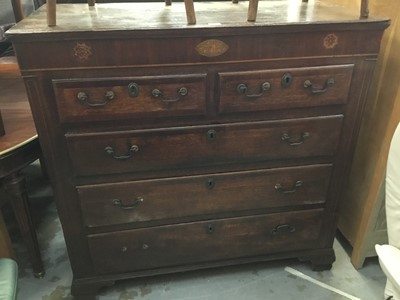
xmin=7 ymin=1 xmax=389 ymax=299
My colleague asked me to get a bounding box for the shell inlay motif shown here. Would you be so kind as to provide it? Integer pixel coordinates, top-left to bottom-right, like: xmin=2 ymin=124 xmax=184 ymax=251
xmin=323 ymin=33 xmax=339 ymax=49
xmin=73 ymin=42 xmax=93 ymax=62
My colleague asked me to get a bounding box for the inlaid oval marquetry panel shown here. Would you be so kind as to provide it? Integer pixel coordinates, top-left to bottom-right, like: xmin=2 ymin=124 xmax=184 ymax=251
xmin=195 ymin=39 xmax=229 ymax=57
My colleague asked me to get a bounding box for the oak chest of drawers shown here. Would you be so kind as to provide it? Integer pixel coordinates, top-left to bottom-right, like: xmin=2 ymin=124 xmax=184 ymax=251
xmin=7 ymin=1 xmax=389 ymax=299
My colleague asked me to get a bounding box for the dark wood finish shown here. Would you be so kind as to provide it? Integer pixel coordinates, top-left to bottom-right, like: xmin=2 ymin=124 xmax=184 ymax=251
xmin=0 ymin=78 xmax=45 ymax=278
xmin=53 ymin=74 xmax=207 ymax=122
xmin=218 ymin=64 xmax=354 ymax=113
xmin=88 ymin=209 xmax=324 ymax=274
xmin=4 ymin=172 xmax=44 ymax=277
xmin=6 ymin=1 xmax=389 ymax=299
xmin=78 ymin=164 xmax=332 ymax=228
xmin=66 ymin=116 xmax=343 ymax=176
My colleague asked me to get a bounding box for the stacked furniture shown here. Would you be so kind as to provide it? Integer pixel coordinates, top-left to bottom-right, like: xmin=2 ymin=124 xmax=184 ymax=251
xmin=7 ymin=1 xmax=389 ymax=299
xmin=337 ymin=0 xmax=400 ymax=269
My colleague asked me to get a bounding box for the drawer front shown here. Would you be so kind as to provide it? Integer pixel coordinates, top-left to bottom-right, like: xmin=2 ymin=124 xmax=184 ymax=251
xmin=219 ymin=64 xmax=354 ymax=113
xmin=53 ymin=74 xmax=207 ymax=122
xmin=66 ymin=115 xmax=343 ymax=176
xmin=88 ymin=209 xmax=323 ymax=274
xmin=78 ymin=164 xmax=332 ymax=228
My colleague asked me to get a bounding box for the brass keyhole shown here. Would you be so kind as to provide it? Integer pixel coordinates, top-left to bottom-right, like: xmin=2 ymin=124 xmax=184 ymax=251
xmin=207 ymin=129 xmax=217 ymax=141
xmin=207 ymin=224 xmax=215 ymax=233
xmin=281 ymin=73 xmax=293 ymax=88
xmin=206 ymin=178 xmax=215 ymax=189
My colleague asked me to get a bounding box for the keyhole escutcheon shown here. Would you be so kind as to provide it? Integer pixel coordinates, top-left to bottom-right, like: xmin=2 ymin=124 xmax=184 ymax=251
xmin=207 ymin=224 xmax=215 ymax=234
xmin=207 ymin=129 xmax=217 ymax=141
xmin=281 ymin=72 xmax=293 ymax=88
xmin=206 ymin=178 xmax=215 ymax=189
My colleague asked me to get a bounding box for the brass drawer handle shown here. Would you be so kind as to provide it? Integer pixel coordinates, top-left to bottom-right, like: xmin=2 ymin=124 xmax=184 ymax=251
xmin=275 ymin=180 xmax=303 ymax=194
xmin=128 ymin=82 xmax=140 ymax=97
xmin=272 ymin=224 xmax=296 ymax=235
xmin=104 ymin=145 xmax=139 ymax=160
xmin=77 ymin=90 xmax=115 ymax=107
xmin=113 ymin=197 xmax=144 ymax=210
xmin=151 ymin=87 xmax=188 ymax=103
xmin=303 ymin=78 xmax=335 ymax=94
xmin=281 ymin=132 xmax=310 ymax=146
xmin=236 ymin=82 xmax=270 ymax=99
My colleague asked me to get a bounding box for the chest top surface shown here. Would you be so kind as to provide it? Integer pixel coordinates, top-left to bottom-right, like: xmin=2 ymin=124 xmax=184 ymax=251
xmin=7 ymin=0 xmax=389 ymax=38
xmin=5 ymin=1 xmax=390 ymax=72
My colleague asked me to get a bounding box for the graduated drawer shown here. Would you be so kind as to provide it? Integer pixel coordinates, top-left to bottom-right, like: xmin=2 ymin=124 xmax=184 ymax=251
xmin=53 ymin=74 xmax=207 ymax=122
xmin=66 ymin=115 xmax=343 ymax=176
xmin=218 ymin=64 xmax=354 ymax=113
xmin=88 ymin=208 xmax=323 ymax=274
xmin=78 ymin=164 xmax=332 ymax=228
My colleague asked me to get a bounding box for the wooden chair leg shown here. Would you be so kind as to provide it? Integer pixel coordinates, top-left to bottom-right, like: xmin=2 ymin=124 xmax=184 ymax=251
xmin=247 ymin=0 xmax=259 ymax=22
xmin=4 ymin=172 xmax=45 ymax=278
xmin=165 ymin=0 xmax=172 ymax=6
xmin=10 ymin=0 xmax=24 ymax=22
xmin=47 ymin=0 xmax=56 ymax=26
xmin=360 ymin=0 xmax=369 ymax=18
xmin=88 ymin=0 xmax=95 ymax=6
xmin=184 ymin=0 xmax=196 ymax=25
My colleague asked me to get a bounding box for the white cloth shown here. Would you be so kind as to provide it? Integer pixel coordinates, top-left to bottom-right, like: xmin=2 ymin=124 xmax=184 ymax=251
xmin=0 ymin=258 xmax=18 ymax=300
xmin=386 ymin=122 xmax=400 ymax=248
xmin=377 ymin=122 xmax=400 ymax=300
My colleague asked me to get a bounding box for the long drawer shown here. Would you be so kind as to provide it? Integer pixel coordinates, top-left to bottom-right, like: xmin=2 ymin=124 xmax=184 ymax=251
xmin=78 ymin=164 xmax=332 ymax=228
xmin=53 ymin=74 xmax=207 ymax=122
xmin=66 ymin=115 xmax=343 ymax=176
xmin=88 ymin=209 xmax=324 ymax=274
xmin=219 ymin=64 xmax=354 ymax=113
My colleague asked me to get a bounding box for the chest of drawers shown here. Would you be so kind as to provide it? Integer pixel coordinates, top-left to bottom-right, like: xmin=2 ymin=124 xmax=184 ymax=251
xmin=7 ymin=1 xmax=389 ymax=299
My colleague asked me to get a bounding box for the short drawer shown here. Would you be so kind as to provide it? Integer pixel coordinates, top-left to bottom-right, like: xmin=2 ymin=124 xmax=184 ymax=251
xmin=88 ymin=209 xmax=323 ymax=274
xmin=66 ymin=115 xmax=343 ymax=176
xmin=218 ymin=64 xmax=354 ymax=113
xmin=53 ymin=74 xmax=207 ymax=122
xmin=78 ymin=164 xmax=332 ymax=228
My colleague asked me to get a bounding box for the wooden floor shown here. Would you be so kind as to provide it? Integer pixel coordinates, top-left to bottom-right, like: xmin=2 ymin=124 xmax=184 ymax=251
xmin=0 ymin=56 xmax=20 ymax=79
